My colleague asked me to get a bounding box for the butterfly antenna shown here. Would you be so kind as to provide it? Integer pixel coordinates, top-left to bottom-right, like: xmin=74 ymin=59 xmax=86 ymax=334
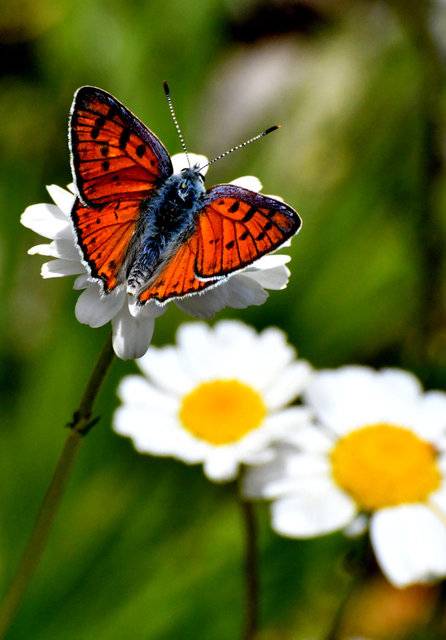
xmin=163 ymin=81 xmax=190 ymax=168
xmin=198 ymin=125 xmax=280 ymax=172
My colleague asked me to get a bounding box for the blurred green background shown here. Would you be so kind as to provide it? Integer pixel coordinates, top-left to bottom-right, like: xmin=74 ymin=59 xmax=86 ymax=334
xmin=1 ymin=0 xmax=446 ymax=638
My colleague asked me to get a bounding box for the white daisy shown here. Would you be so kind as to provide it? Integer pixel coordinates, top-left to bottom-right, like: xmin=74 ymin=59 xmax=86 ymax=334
xmin=21 ymin=153 xmax=294 ymax=360
xmin=243 ymin=366 xmax=446 ymax=588
xmin=113 ymin=320 xmax=312 ymax=482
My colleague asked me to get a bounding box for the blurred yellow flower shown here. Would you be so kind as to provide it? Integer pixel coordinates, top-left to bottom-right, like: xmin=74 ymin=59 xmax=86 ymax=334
xmin=244 ymin=366 xmax=446 ymax=588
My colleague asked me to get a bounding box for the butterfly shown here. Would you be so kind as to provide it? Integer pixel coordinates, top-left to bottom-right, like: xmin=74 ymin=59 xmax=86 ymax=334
xmin=69 ymin=85 xmax=301 ymax=306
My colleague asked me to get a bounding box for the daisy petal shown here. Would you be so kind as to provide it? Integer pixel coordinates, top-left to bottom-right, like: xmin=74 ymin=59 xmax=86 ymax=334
xmin=245 ymin=254 xmax=291 ymax=271
xmin=75 ymin=286 xmax=126 ymax=328
xmin=230 ymin=176 xmax=262 ymax=192
xmin=264 ymin=361 xmax=312 ymax=410
xmin=304 ymin=367 xmax=424 ymax=436
xmin=21 ymin=204 xmax=70 ymax=239
xmin=128 ymin=296 xmax=166 ymax=319
xmin=263 ymin=407 xmax=311 ymax=437
xmin=171 ymin=153 xmax=208 ymax=175
xmin=176 ymin=275 xmax=267 ymax=319
xmin=114 ymin=406 xmax=175 ymax=452
xmin=118 ymin=375 xmax=177 ymax=412
xmin=53 ymin=238 xmax=82 ymax=260
xmin=430 ymin=481 xmax=446 ymax=514
xmin=112 ymin=305 xmax=155 ymax=360
xmin=46 ymin=184 xmax=75 ymax=215
xmin=174 ymin=282 xmax=227 ymax=319
xmin=28 ymin=239 xmax=81 ymax=260
xmin=415 ymin=391 xmax=446 ymax=445
xmin=344 ymin=514 xmax=368 ymax=537
xmin=217 ymin=274 xmax=269 ymax=309
xmin=282 ymin=424 xmax=333 ymax=453
xmin=204 ymin=454 xmax=239 ymax=482
xmin=370 ymin=505 xmax=446 ymax=587
xmin=174 ymin=322 xmax=217 ymax=379
xmin=73 ymin=274 xmax=90 ymax=290
xmin=28 ymin=243 xmax=60 ymax=258
xmin=271 ymin=478 xmax=357 ymax=538
xmin=137 ymin=346 xmax=193 ymax=395
xmin=243 ymin=450 xmax=331 ymax=499
xmin=378 ymin=369 xmax=422 ymax=399
xmin=246 ymin=264 xmax=290 ymax=290
xmin=41 ymin=259 xmax=84 ymax=278
xmin=114 ymin=408 xmax=205 ymax=461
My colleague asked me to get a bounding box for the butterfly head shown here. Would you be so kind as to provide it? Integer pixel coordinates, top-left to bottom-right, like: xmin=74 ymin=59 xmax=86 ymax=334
xmin=177 ymin=165 xmax=206 ymax=206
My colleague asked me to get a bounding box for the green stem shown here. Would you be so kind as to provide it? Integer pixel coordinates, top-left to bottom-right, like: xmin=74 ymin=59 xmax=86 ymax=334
xmin=324 ymin=536 xmax=372 ymax=640
xmin=0 ymin=333 xmax=115 ymax=639
xmin=324 ymin=576 xmax=357 ymax=640
xmin=239 ymin=498 xmax=259 ymax=640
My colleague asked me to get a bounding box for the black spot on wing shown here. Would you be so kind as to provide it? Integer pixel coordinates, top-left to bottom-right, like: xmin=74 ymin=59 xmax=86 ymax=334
xmin=242 ymin=206 xmax=257 ymax=222
xmin=119 ymin=128 xmax=131 ymax=150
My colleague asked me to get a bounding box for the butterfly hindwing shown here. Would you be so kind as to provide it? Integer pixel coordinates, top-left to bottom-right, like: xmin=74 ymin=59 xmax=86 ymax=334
xmin=137 ymin=234 xmax=219 ymax=304
xmin=69 ymin=86 xmax=172 ymax=206
xmin=71 ymin=197 xmax=141 ymax=292
xmin=195 ymin=185 xmax=301 ymax=278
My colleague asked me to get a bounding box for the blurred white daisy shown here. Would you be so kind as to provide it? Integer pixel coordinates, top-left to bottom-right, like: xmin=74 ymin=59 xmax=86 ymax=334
xmin=113 ymin=321 xmax=312 ymax=481
xmin=21 ymin=153 xmax=294 ymax=360
xmin=244 ymin=366 xmax=446 ymax=588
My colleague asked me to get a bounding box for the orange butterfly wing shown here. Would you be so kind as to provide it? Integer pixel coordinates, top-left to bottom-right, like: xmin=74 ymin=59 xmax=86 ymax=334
xmin=137 ymin=186 xmax=300 ymax=304
xmin=70 ymin=86 xmax=172 ymax=206
xmin=71 ymin=198 xmax=141 ymax=291
xmin=137 ymin=234 xmax=216 ymax=304
xmin=69 ymin=86 xmax=173 ymax=292
xmin=195 ymin=186 xmax=301 ymax=278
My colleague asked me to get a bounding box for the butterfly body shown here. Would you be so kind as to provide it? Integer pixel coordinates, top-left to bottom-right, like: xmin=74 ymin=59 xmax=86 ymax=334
xmin=69 ymin=86 xmax=302 ymax=306
xmin=126 ymin=167 xmax=207 ymax=293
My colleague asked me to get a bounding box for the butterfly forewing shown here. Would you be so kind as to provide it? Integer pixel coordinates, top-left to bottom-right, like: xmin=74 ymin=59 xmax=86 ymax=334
xmin=70 ymin=86 xmax=172 ymax=206
xmin=195 ymin=186 xmax=301 ymax=278
xmin=69 ymin=86 xmax=173 ymax=292
xmin=71 ymin=197 xmax=142 ymax=291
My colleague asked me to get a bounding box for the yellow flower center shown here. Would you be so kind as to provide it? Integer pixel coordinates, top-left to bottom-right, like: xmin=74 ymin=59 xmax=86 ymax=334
xmin=330 ymin=423 xmax=441 ymax=510
xmin=179 ymin=379 xmax=266 ymax=445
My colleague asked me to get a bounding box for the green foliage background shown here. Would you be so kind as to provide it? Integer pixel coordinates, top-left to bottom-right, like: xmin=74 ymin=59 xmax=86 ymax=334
xmin=0 ymin=1 xmax=445 ymax=638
